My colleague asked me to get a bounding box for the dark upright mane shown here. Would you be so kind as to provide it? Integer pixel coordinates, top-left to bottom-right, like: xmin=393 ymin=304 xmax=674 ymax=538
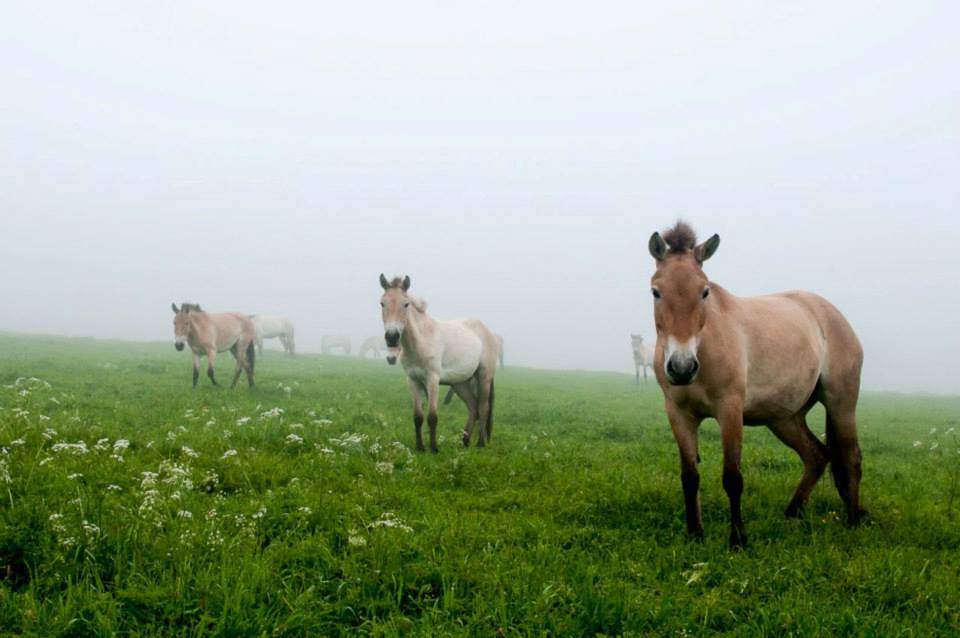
xmin=386 ymin=277 xmax=405 ymax=289
xmin=180 ymin=303 xmax=202 ymax=313
xmin=662 ymin=221 xmax=697 ymax=254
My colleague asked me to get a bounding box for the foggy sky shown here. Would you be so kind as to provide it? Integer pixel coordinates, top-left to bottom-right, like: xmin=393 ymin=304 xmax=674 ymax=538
xmin=1 ymin=1 xmax=958 ymax=394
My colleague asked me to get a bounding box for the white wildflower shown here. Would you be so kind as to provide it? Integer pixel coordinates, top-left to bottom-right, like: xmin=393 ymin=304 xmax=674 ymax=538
xmin=51 ymin=441 xmax=89 ymax=455
xmin=42 ymin=428 xmax=58 ymax=440
xmin=236 ymin=417 xmax=251 ymax=426
xmin=221 ymin=449 xmax=238 ymax=459
xmin=261 ymin=407 xmax=284 ymax=419
xmin=181 ymin=446 xmax=199 ymax=459
xmin=113 ymin=439 xmax=130 ymax=452
xmin=177 ymin=510 xmax=193 ymax=520
xmin=285 ymin=433 xmax=304 ymax=445
xmin=375 ymin=461 xmax=394 ymax=475
xmin=10 ymin=438 xmax=25 ymax=447
xmin=67 ymin=473 xmax=83 ymax=480
xmin=298 ymin=506 xmax=312 ymax=514
xmin=107 ymin=484 xmax=122 ymax=492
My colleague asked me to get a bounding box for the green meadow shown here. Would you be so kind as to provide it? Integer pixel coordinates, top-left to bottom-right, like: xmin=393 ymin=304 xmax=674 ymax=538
xmin=0 ymin=333 xmax=958 ymax=637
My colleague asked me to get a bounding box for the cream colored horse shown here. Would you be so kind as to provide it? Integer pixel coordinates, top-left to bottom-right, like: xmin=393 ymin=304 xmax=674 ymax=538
xmin=631 ymin=334 xmax=654 ymax=383
xmin=358 ymin=336 xmax=386 ymax=359
xmin=379 ymin=274 xmax=498 ymax=452
xmin=172 ymin=303 xmax=256 ymax=388
xmin=321 ymin=335 xmax=351 ymax=355
xmin=250 ymin=315 xmax=295 ymax=355
xmin=648 ymin=222 xmax=863 ymax=549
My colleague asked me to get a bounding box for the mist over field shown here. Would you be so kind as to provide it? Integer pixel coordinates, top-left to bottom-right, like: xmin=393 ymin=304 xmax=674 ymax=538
xmin=1 ymin=1 xmax=958 ymax=394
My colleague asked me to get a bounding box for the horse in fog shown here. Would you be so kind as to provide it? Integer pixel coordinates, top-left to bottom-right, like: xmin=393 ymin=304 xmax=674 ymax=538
xmin=358 ymin=336 xmax=386 ymax=359
xmin=647 ymin=221 xmax=863 ymax=549
xmin=379 ymin=274 xmax=498 ymax=452
xmin=321 ymin=335 xmax=351 ymax=355
xmin=631 ymin=334 xmax=654 ymax=383
xmin=250 ymin=315 xmax=295 ymax=355
xmin=171 ymin=303 xmax=256 ymax=388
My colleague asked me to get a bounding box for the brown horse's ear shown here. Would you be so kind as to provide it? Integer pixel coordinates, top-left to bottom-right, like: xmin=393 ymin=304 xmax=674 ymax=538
xmin=694 ymin=234 xmax=720 ymax=264
xmin=648 ymin=232 xmax=667 ymax=261
xmin=172 ymin=303 xmax=180 ymax=313
xmin=379 ymin=273 xmax=390 ymax=290
xmin=401 ymin=276 xmax=411 ymax=291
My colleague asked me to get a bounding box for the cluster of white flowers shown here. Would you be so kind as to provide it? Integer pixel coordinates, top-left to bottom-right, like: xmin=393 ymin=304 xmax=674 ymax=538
xmin=330 ymin=432 xmax=368 ymax=451
xmin=367 ymin=512 xmax=414 ymax=533
xmin=52 ymin=441 xmax=90 ymax=455
xmin=181 ymin=446 xmax=199 ymax=459
xmin=221 ymin=449 xmax=238 ymax=460
xmin=261 ymin=407 xmax=285 ymax=419
xmin=285 ymin=433 xmax=304 ymax=445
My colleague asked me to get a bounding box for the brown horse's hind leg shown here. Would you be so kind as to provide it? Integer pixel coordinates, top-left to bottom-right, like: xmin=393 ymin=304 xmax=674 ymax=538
xmin=769 ymin=415 xmax=829 ymax=518
xmin=825 ymin=408 xmax=863 ymax=525
xmin=452 ymin=382 xmax=478 ymax=447
xmin=229 ymin=344 xmax=244 ymax=388
xmin=474 ymin=374 xmax=494 ymax=448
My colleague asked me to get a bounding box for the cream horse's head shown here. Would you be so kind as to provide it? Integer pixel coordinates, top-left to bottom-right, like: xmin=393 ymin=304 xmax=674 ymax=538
xmin=379 ymin=274 xmax=412 ymax=365
xmin=648 ymin=222 xmax=720 ymax=386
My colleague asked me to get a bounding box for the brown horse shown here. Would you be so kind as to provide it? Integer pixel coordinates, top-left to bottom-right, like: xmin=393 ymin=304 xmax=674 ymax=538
xmin=379 ymin=274 xmax=499 ymax=452
xmin=648 ymin=222 xmax=863 ymax=549
xmin=172 ymin=303 xmax=256 ymax=388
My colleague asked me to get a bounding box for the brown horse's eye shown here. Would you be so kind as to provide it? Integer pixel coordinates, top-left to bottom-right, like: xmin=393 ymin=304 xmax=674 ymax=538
xmin=652 ymin=288 xmax=661 ymax=300
xmin=403 ymin=302 xmax=410 ymax=308
xmin=702 ymin=288 xmax=710 ymax=300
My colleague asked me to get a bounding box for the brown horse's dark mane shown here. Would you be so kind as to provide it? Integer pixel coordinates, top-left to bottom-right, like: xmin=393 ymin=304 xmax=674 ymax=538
xmin=180 ymin=303 xmax=202 ymax=313
xmin=662 ymin=221 xmax=697 ymax=254
xmin=385 ymin=277 xmax=406 ymax=289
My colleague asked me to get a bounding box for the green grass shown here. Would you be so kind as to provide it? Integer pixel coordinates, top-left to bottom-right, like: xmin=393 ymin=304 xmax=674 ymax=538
xmin=1 ymin=333 xmax=958 ymax=637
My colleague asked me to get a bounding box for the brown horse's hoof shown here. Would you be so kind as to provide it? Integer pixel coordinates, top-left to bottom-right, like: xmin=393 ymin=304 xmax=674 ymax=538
xmin=462 ymin=435 xmax=471 ymax=448
xmin=729 ymin=527 xmax=748 ymax=550
xmin=430 ymin=447 xmax=439 ymax=454
xmin=688 ymin=528 xmax=705 ymax=542
xmin=784 ymin=501 xmax=804 ymax=519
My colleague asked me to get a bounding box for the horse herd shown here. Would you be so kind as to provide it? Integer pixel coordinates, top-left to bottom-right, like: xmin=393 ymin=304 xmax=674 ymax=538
xmin=171 ymin=222 xmax=865 ymax=548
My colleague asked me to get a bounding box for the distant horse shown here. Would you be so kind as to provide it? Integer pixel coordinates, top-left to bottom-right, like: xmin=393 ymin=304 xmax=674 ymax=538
xmin=443 ymin=333 xmax=504 ymax=405
xmin=648 ymin=222 xmax=863 ymax=549
xmin=379 ymin=274 xmax=498 ymax=452
xmin=172 ymin=303 xmax=256 ymax=388
xmin=321 ymin=335 xmax=351 ymax=355
xmin=250 ymin=315 xmax=295 ymax=356
xmin=358 ymin=336 xmax=386 ymax=359
xmin=631 ymin=334 xmax=655 ymax=383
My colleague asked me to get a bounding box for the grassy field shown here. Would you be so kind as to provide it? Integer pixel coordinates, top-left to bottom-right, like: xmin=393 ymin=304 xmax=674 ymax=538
xmin=0 ymin=333 xmax=958 ymax=637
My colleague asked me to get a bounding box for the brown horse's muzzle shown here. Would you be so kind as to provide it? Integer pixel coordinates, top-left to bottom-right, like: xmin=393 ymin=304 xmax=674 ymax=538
xmin=175 ymin=342 xmax=185 ymax=352
xmin=666 ymin=356 xmax=700 ymax=385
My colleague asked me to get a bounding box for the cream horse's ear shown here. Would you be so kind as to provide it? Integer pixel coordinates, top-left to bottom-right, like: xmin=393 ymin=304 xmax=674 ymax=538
xmin=694 ymin=234 xmax=720 ymax=264
xmin=401 ymin=276 xmax=411 ymax=291
xmin=379 ymin=273 xmax=390 ymax=290
xmin=172 ymin=303 xmax=180 ymax=313
xmin=649 ymin=232 xmax=667 ymax=261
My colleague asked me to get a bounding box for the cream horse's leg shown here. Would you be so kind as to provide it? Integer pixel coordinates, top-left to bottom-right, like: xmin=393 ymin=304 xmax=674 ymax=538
xmin=408 ymin=378 xmax=426 ymax=452
xmin=206 ymin=349 xmax=219 ymax=386
xmin=426 ymin=374 xmax=441 ymax=453
xmin=452 ymin=381 xmax=478 ymax=447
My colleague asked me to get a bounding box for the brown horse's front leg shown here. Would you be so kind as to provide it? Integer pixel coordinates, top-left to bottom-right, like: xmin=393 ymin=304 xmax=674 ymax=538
xmin=668 ymin=407 xmax=703 ymax=539
xmin=719 ymin=404 xmax=747 ymax=550
xmin=426 ymin=375 xmax=440 ymax=454
xmin=408 ymin=379 xmax=425 ymax=452
xmin=206 ymin=350 xmax=219 ymax=386
xmin=192 ymin=353 xmax=201 ymax=388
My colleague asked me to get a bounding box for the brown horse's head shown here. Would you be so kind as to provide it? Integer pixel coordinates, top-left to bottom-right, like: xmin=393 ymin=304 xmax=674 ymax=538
xmin=379 ymin=274 xmax=413 ymax=365
xmin=171 ymin=302 xmax=200 ymax=351
xmin=648 ymin=222 xmax=720 ymax=385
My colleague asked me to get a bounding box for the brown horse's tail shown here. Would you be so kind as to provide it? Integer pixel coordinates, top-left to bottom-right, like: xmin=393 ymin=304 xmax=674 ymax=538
xmin=485 ymin=379 xmax=495 ymax=440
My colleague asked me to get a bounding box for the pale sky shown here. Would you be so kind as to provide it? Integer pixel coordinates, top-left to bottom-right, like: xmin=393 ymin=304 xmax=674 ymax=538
xmin=1 ymin=1 xmax=958 ymax=393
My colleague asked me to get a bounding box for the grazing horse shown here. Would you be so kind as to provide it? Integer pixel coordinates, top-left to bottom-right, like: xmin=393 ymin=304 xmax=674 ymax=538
xmin=379 ymin=274 xmax=498 ymax=452
xmin=171 ymin=303 xmax=256 ymax=388
xmin=250 ymin=315 xmax=295 ymax=356
xmin=321 ymin=335 xmax=351 ymax=355
xmin=631 ymin=334 xmax=655 ymax=383
xmin=648 ymin=222 xmax=863 ymax=549
xmin=358 ymin=336 xmax=386 ymax=359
